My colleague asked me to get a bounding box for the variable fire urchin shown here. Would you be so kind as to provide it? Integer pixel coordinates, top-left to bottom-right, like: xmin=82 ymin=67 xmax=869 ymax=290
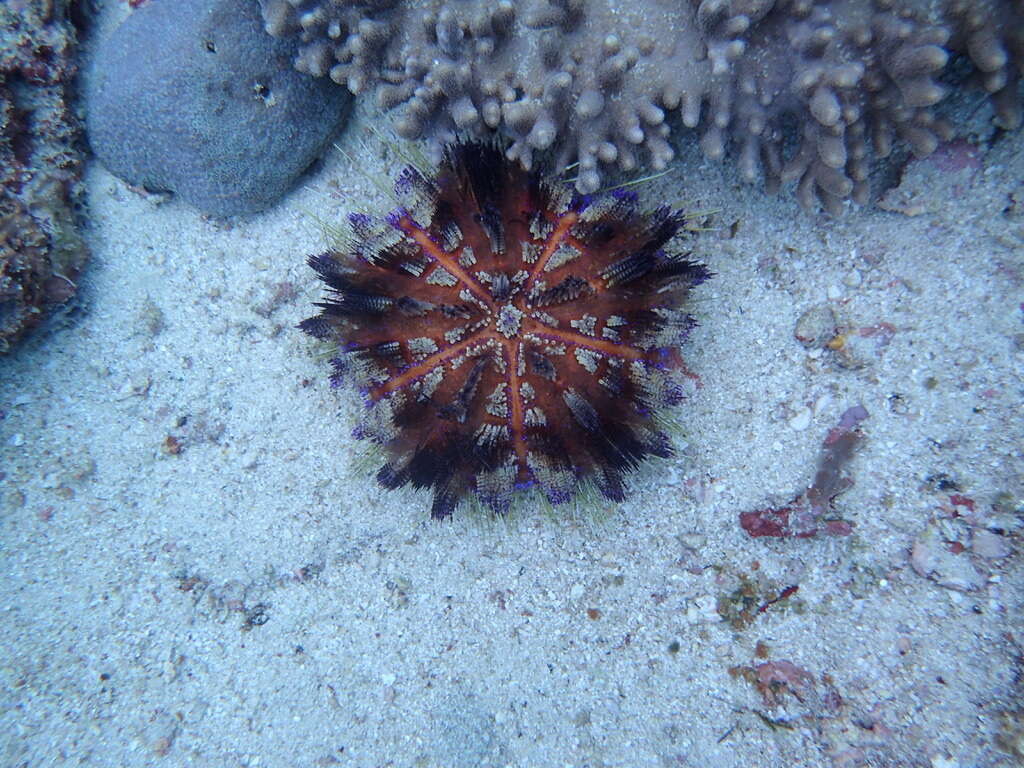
xmin=300 ymin=141 xmax=710 ymax=518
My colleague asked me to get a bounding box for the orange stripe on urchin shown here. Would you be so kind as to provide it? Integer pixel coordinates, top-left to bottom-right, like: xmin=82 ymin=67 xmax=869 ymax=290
xmin=300 ymin=140 xmax=711 ymax=519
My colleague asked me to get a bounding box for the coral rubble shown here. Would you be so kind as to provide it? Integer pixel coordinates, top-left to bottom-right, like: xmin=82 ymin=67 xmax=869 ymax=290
xmin=260 ymin=0 xmax=1024 ymax=213
xmin=301 ymin=140 xmax=709 ymax=518
xmin=1 ymin=0 xmax=88 ymax=353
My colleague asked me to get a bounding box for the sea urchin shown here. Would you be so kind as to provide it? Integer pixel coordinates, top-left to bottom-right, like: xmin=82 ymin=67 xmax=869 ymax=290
xmin=300 ymin=141 xmax=710 ymax=519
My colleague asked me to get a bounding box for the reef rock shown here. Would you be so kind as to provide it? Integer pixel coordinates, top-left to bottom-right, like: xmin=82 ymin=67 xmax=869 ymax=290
xmin=1 ymin=0 xmax=89 ymax=354
xmin=260 ymin=0 xmax=1024 ymax=213
xmin=86 ymin=0 xmax=351 ymax=217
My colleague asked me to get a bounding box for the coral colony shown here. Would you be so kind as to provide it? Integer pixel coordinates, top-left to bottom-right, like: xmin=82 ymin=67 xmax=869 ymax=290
xmin=301 ymin=141 xmax=709 ymax=518
xmin=262 ymin=0 xmax=1024 ymax=214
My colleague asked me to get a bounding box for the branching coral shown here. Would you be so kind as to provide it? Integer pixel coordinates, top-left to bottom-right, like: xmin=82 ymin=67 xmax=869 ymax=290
xmin=260 ymin=0 xmax=1024 ymax=213
xmin=946 ymin=0 xmax=1024 ymax=129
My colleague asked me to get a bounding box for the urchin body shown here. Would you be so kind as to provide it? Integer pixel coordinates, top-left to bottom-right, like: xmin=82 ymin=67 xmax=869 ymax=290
xmin=302 ymin=142 xmax=709 ymax=518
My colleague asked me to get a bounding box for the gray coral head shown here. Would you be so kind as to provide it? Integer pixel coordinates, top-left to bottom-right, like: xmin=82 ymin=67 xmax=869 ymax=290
xmin=87 ymin=0 xmax=351 ymax=217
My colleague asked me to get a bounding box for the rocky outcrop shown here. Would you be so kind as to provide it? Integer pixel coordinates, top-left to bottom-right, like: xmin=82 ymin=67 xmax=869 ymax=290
xmin=1 ymin=0 xmax=88 ymax=354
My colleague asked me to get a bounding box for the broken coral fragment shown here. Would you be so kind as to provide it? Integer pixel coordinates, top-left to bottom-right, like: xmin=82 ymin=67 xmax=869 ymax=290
xmin=910 ymin=520 xmax=986 ymax=592
xmin=740 ymin=404 xmax=868 ymax=538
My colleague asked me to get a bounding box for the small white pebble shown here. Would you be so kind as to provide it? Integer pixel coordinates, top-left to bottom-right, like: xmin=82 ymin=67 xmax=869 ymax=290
xmin=678 ymin=533 xmax=706 ymax=549
xmin=381 ymin=673 xmax=396 ymax=685
xmin=8 ymin=433 xmax=24 ymax=447
xmin=812 ymin=394 xmax=832 ymax=417
xmin=686 ymin=595 xmax=720 ymax=624
xmin=827 ymin=283 xmax=843 ymax=300
xmin=569 ymin=583 xmax=585 ymax=600
xmin=788 ymin=407 xmax=812 ymax=431
xmin=842 ymin=269 xmax=863 ymax=287
xmin=116 ymin=373 xmax=151 ymax=399
xmin=972 ymin=529 xmax=1010 ymax=559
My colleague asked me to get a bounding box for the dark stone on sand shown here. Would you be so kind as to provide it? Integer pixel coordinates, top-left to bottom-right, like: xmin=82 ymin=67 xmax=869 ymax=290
xmin=86 ymin=0 xmax=349 ymax=217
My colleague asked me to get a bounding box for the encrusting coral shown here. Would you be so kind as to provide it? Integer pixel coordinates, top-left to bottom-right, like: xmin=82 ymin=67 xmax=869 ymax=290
xmin=260 ymin=0 xmax=1024 ymax=214
xmin=301 ymin=140 xmax=709 ymax=518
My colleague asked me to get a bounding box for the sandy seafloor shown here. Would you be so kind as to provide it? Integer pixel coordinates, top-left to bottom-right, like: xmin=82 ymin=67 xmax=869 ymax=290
xmin=3 ymin=10 xmax=1024 ymax=768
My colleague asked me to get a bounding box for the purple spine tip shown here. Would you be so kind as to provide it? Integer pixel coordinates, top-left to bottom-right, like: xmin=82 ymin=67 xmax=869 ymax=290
xmin=546 ymin=488 xmax=572 ymax=505
xmin=393 ymin=166 xmax=420 ymax=196
xmin=347 ymin=212 xmax=373 ymax=232
xmin=572 ymin=194 xmax=593 ymax=213
xmin=386 ymin=207 xmax=410 ymax=228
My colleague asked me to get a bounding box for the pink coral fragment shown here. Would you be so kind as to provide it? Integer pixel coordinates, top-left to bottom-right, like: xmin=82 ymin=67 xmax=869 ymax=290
xmin=740 ymin=405 xmax=867 ymax=538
